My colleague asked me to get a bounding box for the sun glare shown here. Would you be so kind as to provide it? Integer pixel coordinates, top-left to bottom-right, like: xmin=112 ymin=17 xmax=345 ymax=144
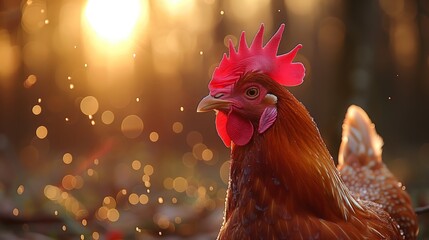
xmin=84 ymin=0 xmax=142 ymax=43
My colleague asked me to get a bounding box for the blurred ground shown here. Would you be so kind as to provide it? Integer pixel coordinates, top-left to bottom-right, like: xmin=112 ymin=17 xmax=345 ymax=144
xmin=0 ymin=0 xmax=428 ymax=239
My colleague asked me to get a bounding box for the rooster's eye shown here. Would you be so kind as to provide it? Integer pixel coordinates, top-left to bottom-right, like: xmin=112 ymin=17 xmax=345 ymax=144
xmin=245 ymin=87 xmax=260 ymax=99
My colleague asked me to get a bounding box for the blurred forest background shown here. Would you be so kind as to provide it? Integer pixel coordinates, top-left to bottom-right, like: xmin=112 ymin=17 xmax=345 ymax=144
xmin=0 ymin=0 xmax=429 ymax=239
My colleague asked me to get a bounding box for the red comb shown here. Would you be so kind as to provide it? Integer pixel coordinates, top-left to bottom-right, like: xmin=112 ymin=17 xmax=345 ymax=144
xmin=209 ymin=24 xmax=305 ymax=92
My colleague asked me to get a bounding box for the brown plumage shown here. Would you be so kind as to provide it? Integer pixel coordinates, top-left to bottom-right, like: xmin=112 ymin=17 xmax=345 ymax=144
xmin=200 ymin=73 xmax=416 ymax=239
xmin=338 ymin=105 xmax=418 ymax=239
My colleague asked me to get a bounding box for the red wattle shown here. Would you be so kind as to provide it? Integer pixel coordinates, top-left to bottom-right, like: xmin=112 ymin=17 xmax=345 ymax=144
xmin=226 ymin=111 xmax=254 ymax=146
xmin=215 ymin=111 xmax=231 ymax=147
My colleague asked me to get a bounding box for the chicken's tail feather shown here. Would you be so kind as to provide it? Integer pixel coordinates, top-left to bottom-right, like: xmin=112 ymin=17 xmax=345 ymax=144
xmin=338 ymin=105 xmax=383 ymax=166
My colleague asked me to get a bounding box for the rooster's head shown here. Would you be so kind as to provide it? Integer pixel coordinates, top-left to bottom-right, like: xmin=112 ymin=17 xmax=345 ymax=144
xmin=197 ymin=24 xmax=305 ymax=147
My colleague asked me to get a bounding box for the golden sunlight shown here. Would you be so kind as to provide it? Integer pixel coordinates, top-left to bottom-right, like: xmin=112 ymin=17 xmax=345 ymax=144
xmin=161 ymin=0 xmax=194 ymax=15
xmin=84 ymin=0 xmax=142 ymax=43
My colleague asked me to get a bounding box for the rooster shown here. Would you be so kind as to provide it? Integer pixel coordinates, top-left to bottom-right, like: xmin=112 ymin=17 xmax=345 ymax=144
xmin=197 ymin=24 xmax=418 ymax=239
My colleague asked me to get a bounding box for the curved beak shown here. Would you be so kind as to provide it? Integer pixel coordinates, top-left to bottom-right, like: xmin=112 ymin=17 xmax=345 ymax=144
xmin=197 ymin=95 xmax=232 ymax=112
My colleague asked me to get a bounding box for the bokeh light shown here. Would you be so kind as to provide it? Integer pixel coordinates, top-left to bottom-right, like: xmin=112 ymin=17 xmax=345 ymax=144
xmin=131 ymin=160 xmax=141 ymax=170
xmin=35 ymin=126 xmax=48 ymax=139
xmin=139 ymin=194 xmax=149 ymax=204
xmin=172 ymin=122 xmax=183 ymax=133
xmin=24 ymin=75 xmax=37 ymax=88
xmin=103 ymin=196 xmax=116 ymax=208
xmin=101 ymin=110 xmax=115 ymax=125
xmin=201 ymin=148 xmax=213 ymax=161
xmin=143 ymin=164 xmax=154 ymax=176
xmin=163 ymin=177 xmax=173 ymax=190
xmin=12 ymin=208 xmax=19 ymax=216
xmin=219 ymin=161 xmax=230 ymax=185
xmin=80 ymin=96 xmax=99 ymax=116
xmin=62 ymin=153 xmax=73 ymax=164
xmin=149 ymin=131 xmax=159 ymax=142
xmin=92 ymin=232 xmax=100 ymax=240
xmin=32 ymin=104 xmax=42 ymax=115
xmin=173 ymin=177 xmax=188 ymax=193
xmin=192 ymin=143 xmax=207 ymax=160
xmin=107 ymin=208 xmax=120 ymax=222
xmin=17 ymin=185 xmax=25 ymax=195
xmin=129 ymin=193 xmax=139 ymax=205
xmin=62 ymin=174 xmax=84 ymax=190
xmin=21 ymin=0 xmax=48 ymax=34
xmin=43 ymin=185 xmax=88 ymax=218
xmin=121 ymin=115 xmax=144 ymax=138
